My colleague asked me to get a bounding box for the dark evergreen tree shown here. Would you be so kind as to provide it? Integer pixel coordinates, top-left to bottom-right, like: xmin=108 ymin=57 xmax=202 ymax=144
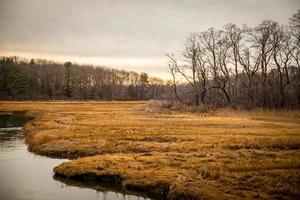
xmin=64 ymin=62 xmax=72 ymax=98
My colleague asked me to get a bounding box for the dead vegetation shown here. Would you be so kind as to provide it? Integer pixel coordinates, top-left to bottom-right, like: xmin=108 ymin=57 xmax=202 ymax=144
xmin=134 ymin=100 xmax=216 ymax=115
xmin=0 ymin=101 xmax=299 ymax=199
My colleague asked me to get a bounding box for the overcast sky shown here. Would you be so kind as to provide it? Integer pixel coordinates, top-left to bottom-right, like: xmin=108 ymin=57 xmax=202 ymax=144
xmin=0 ymin=0 xmax=299 ymax=79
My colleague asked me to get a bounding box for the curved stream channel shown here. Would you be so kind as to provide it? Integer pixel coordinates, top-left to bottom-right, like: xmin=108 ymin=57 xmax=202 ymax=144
xmin=0 ymin=114 xmax=150 ymax=200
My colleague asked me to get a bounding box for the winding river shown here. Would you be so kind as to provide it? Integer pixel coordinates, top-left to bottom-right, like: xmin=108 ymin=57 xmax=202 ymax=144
xmin=0 ymin=114 xmax=150 ymax=200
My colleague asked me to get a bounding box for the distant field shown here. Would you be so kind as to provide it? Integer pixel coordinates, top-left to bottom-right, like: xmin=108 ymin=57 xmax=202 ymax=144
xmin=0 ymin=101 xmax=300 ymax=199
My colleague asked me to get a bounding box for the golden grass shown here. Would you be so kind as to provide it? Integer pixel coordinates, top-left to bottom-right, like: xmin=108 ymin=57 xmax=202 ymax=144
xmin=0 ymin=101 xmax=300 ymax=199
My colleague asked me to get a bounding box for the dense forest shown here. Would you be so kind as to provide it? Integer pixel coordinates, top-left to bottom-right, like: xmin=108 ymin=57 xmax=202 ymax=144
xmin=167 ymin=10 xmax=300 ymax=108
xmin=1 ymin=10 xmax=299 ymax=109
xmin=0 ymin=57 xmax=166 ymax=100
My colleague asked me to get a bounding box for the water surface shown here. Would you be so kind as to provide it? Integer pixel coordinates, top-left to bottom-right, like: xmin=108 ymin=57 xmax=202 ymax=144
xmin=0 ymin=114 xmax=149 ymax=200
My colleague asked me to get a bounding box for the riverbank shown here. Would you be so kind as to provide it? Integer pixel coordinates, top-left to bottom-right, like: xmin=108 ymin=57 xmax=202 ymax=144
xmin=0 ymin=101 xmax=300 ymax=199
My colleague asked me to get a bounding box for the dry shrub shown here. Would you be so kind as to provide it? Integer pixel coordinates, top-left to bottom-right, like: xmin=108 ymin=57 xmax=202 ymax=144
xmin=135 ymin=100 xmax=216 ymax=114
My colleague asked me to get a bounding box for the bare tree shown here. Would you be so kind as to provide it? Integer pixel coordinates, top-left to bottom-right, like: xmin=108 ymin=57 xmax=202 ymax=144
xmin=166 ymin=34 xmax=202 ymax=105
xmin=225 ymin=23 xmax=244 ymax=98
xmin=271 ymin=25 xmax=299 ymax=107
xmin=251 ymin=20 xmax=278 ymax=107
xmin=202 ymin=28 xmax=232 ymax=105
xmin=238 ymin=46 xmax=260 ymax=106
xmin=195 ymin=40 xmax=208 ymax=103
xmin=167 ymin=54 xmax=183 ymax=103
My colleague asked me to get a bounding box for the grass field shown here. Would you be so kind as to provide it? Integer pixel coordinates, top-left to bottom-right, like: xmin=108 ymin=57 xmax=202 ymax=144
xmin=0 ymin=101 xmax=300 ymax=199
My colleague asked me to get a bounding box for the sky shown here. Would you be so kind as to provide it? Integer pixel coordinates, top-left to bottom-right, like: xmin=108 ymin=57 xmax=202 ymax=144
xmin=0 ymin=0 xmax=299 ymax=79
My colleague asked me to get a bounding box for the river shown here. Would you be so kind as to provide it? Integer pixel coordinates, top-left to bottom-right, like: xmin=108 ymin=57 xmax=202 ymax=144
xmin=0 ymin=114 xmax=150 ymax=200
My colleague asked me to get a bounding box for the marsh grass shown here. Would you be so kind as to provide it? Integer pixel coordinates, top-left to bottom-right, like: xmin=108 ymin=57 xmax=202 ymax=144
xmin=0 ymin=101 xmax=299 ymax=199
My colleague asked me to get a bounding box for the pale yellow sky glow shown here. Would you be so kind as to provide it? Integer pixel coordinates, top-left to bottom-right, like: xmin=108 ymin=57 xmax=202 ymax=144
xmin=0 ymin=50 xmax=170 ymax=79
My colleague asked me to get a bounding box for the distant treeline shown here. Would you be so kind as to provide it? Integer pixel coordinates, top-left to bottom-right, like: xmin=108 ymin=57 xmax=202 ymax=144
xmin=167 ymin=10 xmax=300 ymax=108
xmin=0 ymin=57 xmax=166 ymax=100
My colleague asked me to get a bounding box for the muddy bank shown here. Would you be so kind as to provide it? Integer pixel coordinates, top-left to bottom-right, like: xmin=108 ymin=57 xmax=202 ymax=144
xmin=54 ymin=167 xmax=202 ymax=200
xmin=54 ymin=173 xmax=169 ymax=200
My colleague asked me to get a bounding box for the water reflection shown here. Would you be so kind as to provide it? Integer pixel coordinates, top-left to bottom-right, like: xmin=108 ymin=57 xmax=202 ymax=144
xmin=0 ymin=114 xmax=150 ymax=200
